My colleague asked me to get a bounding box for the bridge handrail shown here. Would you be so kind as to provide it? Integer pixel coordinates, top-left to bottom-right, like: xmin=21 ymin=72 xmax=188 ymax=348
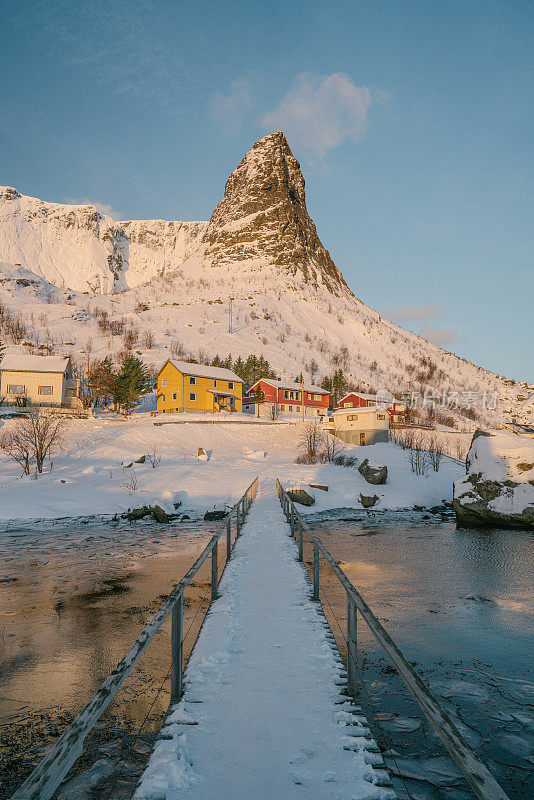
xmin=276 ymin=478 xmax=510 ymax=800
xmin=11 ymin=476 xmax=259 ymax=800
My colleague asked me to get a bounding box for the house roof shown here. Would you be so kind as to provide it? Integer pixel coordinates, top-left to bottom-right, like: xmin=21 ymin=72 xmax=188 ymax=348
xmin=162 ymin=359 xmax=243 ymax=383
xmin=249 ymin=378 xmax=329 ymax=395
xmin=0 ymin=354 xmax=70 ymax=374
xmin=332 ymin=406 xmax=382 ymax=415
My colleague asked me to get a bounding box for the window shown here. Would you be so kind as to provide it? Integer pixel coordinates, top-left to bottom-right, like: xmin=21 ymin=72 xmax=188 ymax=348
xmin=347 ymin=414 xmax=357 ymax=421
xmin=189 ymin=392 xmax=196 ymax=402
xmin=8 ymin=385 xmax=24 ymax=394
xmin=344 ymin=402 xmax=350 ymax=407
xmin=228 ymin=381 xmax=234 ymax=390
xmin=289 ymin=405 xmax=293 ymax=411
xmin=162 ymin=378 xmax=167 ymax=387
xmin=284 ymin=390 xmax=289 ymax=399
xmin=377 ymin=414 xmax=386 ymax=420
xmin=172 ymin=392 xmax=177 ymax=401
xmin=161 ymin=395 xmax=165 ymax=402
xmin=316 ymin=394 xmax=322 ymax=401
xmin=214 ymin=380 xmax=218 ymax=388
xmin=38 ymin=386 xmax=52 ymax=395
xmin=189 ymin=376 xmax=196 ymax=385
xmin=296 ymin=407 xmax=300 ymax=413
xmin=281 ymin=405 xmax=285 ymax=411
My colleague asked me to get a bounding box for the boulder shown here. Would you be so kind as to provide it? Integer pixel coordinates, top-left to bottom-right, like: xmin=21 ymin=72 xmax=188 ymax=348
xmin=204 ymin=510 xmax=227 ymax=521
xmin=358 ymin=459 xmax=387 ymax=485
xmin=197 ymin=447 xmax=209 ymax=461
xmin=287 ymin=488 xmax=315 ymax=506
xmin=127 ymin=505 xmax=150 ymax=521
xmin=135 ymin=455 xmax=146 ymax=464
xmin=359 ymin=494 xmax=379 ymax=508
xmin=151 ymin=505 xmax=169 ymax=524
xmin=453 ymin=429 xmax=534 ymax=529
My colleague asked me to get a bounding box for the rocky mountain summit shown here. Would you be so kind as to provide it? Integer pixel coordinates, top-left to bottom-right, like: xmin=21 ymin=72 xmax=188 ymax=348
xmin=203 ymin=131 xmax=348 ymax=293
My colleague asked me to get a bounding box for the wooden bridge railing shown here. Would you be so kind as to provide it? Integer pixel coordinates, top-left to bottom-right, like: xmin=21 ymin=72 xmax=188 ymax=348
xmin=276 ymin=479 xmax=511 ymax=800
xmin=11 ymin=476 xmax=259 ymax=800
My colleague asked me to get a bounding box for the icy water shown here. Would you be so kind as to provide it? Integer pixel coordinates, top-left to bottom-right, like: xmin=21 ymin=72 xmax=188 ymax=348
xmin=1 ymin=513 xmax=532 ymax=800
xmin=305 ymin=510 xmax=534 ymax=800
xmin=0 ymin=515 xmax=218 ymax=799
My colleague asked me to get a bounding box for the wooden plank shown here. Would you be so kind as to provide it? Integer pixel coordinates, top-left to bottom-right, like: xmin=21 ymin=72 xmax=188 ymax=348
xmin=309 ymin=483 xmax=329 ymax=491
xmin=278 ymin=484 xmax=511 ymax=800
xmin=170 ymin=595 xmax=183 ymax=701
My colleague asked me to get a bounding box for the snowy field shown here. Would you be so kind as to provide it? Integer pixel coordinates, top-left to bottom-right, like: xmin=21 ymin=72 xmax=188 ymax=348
xmin=0 ymin=413 xmax=464 ymax=522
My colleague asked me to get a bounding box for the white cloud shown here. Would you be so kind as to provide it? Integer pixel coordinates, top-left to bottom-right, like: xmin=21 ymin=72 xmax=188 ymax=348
xmin=210 ymin=80 xmax=253 ymax=133
xmin=387 ymin=303 xmax=445 ymax=323
xmin=420 ymin=328 xmax=459 ymax=347
xmin=262 ymin=73 xmax=372 ymax=159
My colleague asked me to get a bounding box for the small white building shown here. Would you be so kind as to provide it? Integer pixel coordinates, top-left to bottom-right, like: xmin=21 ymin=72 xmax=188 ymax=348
xmin=0 ymin=354 xmax=80 ymax=408
xmin=328 ymin=406 xmax=389 ymax=446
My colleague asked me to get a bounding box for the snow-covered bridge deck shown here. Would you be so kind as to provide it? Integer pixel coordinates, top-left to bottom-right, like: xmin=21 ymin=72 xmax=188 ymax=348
xmin=134 ymin=481 xmax=395 ymax=800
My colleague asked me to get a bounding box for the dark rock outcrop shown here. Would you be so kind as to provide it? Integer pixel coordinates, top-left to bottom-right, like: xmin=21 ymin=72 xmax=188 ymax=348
xmin=287 ymin=488 xmax=315 ymax=506
xmin=359 ymin=494 xmax=379 ymax=508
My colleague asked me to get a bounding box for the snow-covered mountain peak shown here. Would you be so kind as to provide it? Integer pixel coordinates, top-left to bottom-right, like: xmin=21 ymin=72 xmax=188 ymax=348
xmin=203 ymin=131 xmax=348 ymax=294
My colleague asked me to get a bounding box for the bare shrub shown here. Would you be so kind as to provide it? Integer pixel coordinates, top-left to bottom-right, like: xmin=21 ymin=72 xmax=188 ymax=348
xmin=144 ymin=330 xmax=155 ymax=349
xmin=0 ymin=429 xmax=31 ymax=475
xmin=333 ymin=453 xmax=359 ymax=468
xmin=427 ymin=435 xmax=445 ymax=471
xmin=407 ymin=444 xmax=430 ymax=476
xmin=296 ymin=421 xmax=324 ymax=464
xmin=321 ymin=431 xmax=346 ymax=462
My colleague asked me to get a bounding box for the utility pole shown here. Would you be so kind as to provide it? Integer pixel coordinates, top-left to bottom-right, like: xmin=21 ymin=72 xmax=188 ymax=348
xmin=228 ymin=297 xmax=233 ymax=334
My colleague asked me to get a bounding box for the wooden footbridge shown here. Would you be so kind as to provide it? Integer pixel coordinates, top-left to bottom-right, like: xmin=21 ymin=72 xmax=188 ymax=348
xmin=10 ymin=479 xmax=511 ymax=800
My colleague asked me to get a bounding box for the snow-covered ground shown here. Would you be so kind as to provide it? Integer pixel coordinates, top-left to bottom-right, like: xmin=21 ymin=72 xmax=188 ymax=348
xmin=134 ymin=482 xmax=395 ymax=800
xmin=0 ymin=412 xmax=463 ymax=522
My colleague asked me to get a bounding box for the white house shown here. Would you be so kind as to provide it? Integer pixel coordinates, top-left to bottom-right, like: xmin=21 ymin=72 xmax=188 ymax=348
xmin=327 ymin=406 xmax=389 ymax=446
xmin=0 ymin=354 xmax=80 ymax=408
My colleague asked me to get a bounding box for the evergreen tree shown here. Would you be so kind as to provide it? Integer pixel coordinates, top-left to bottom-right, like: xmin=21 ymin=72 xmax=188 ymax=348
xmin=211 ymin=354 xmax=223 ymax=367
xmin=89 ymin=356 xmax=116 ymax=407
xmin=332 ymin=369 xmax=348 ymax=408
xmin=232 ymin=355 xmax=246 ymax=381
xmin=114 ymin=356 xmax=149 ymax=416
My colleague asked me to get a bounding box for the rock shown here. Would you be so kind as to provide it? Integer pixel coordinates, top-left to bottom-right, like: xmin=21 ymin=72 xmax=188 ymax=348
xmin=135 ymin=455 xmax=146 ymax=463
xmin=204 ymin=510 xmax=227 ymax=521
xmin=358 ymin=459 xmax=387 ymax=485
xmin=122 ymin=462 xmax=133 ymax=468
xmin=359 ymin=494 xmax=379 ymax=508
xmin=453 ymin=429 xmax=534 ymax=529
xmin=197 ymin=447 xmax=209 ymax=461
xmin=151 ymin=505 xmax=169 ymax=523
xmin=413 ymin=504 xmax=424 ymax=511
xmin=127 ymin=505 xmax=150 ymax=520
xmin=287 ymin=488 xmax=315 ymax=506
xmin=173 ymin=501 xmax=182 ymax=509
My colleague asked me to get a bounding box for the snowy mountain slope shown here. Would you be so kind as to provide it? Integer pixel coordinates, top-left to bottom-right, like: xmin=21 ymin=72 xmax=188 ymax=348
xmin=0 ymin=133 xmax=531 ymax=425
xmin=0 ymin=186 xmax=206 ymax=293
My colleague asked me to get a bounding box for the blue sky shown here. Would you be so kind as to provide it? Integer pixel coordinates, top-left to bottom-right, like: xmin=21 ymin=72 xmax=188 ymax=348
xmin=1 ymin=0 xmax=532 ymax=382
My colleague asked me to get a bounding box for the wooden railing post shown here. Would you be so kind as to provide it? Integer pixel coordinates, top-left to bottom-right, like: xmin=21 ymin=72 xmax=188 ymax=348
xmin=170 ymin=594 xmax=183 ymax=702
xmin=347 ymin=595 xmax=357 ymax=696
xmin=211 ymin=540 xmax=218 ymax=601
xmin=298 ymin=521 xmax=303 ymax=562
xmin=226 ymin=518 xmax=231 ymax=560
xmin=236 ymin=502 xmax=241 ymax=533
xmin=313 ymin=542 xmax=319 ymax=600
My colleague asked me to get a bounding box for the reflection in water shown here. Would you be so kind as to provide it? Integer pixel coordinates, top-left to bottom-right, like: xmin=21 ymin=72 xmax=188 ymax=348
xmin=306 ymin=514 xmax=534 ymax=800
xmin=0 ymin=517 xmax=215 ymax=799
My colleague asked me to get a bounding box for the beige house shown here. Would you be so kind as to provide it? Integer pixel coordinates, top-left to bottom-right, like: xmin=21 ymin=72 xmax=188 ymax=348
xmin=0 ymin=354 xmax=80 ymax=408
xmin=327 ymin=406 xmax=389 ymax=446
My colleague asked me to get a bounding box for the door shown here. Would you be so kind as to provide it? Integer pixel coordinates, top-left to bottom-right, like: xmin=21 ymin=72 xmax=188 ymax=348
xmin=360 ymin=432 xmax=366 ymax=446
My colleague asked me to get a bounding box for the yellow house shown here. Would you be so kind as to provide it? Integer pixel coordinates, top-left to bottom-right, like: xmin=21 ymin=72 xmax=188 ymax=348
xmin=157 ymin=360 xmax=243 ymax=414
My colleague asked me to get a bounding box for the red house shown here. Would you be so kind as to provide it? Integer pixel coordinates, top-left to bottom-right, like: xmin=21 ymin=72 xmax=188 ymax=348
xmin=337 ymin=391 xmax=405 ymax=423
xmin=243 ymin=378 xmax=330 ymax=418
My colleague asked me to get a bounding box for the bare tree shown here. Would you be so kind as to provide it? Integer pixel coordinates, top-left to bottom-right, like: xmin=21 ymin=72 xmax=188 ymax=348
xmin=427 ymin=435 xmax=445 ymax=471
xmin=0 ymin=429 xmax=31 ymax=475
xmin=144 ymin=330 xmax=155 ymax=349
xmin=268 ymin=403 xmax=279 ymax=421
xmin=309 ymin=359 xmax=319 ymax=382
